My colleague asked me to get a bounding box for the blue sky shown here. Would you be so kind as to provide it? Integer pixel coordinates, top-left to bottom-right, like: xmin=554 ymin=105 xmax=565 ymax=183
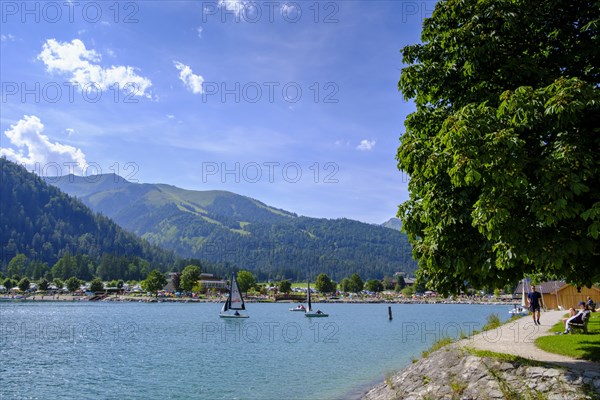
xmin=1 ymin=0 xmax=434 ymax=223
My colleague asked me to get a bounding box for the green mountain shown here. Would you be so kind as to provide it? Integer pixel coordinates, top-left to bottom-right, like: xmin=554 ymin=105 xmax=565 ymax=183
xmin=381 ymin=217 xmax=402 ymax=231
xmin=47 ymin=173 xmax=418 ymax=281
xmin=0 ymin=158 xmax=176 ymax=280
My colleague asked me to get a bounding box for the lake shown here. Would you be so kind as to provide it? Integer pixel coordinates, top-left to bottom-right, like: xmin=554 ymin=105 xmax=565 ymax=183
xmin=0 ymin=301 xmax=513 ymax=399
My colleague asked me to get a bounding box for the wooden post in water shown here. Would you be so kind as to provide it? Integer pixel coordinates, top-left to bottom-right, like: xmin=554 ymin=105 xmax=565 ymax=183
xmin=388 ymin=306 xmax=393 ymax=320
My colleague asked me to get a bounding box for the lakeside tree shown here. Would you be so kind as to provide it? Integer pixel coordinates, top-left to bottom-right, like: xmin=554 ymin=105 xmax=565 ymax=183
xmin=7 ymin=254 xmax=27 ymax=279
xmin=65 ymin=277 xmax=82 ymax=294
xmin=395 ymin=275 xmax=406 ymax=290
xmin=180 ymin=265 xmax=202 ymax=292
xmin=38 ymin=278 xmax=49 ymax=291
xmin=397 ymin=0 xmax=600 ymax=294
xmin=53 ymin=278 xmax=64 ymax=290
xmin=347 ymin=273 xmax=364 ymax=293
xmin=18 ymin=277 xmax=30 ymax=292
xmin=236 ymin=270 xmax=256 ymax=295
xmin=89 ymin=278 xmax=104 ymax=293
xmin=365 ymin=279 xmax=384 ymax=293
xmin=315 ymin=273 xmax=336 ymax=294
xmin=339 ymin=277 xmax=350 ymax=293
xmin=278 ymin=280 xmax=292 ymax=294
xmin=142 ymin=270 xmax=167 ymax=297
xmin=3 ymin=278 xmax=16 ymax=290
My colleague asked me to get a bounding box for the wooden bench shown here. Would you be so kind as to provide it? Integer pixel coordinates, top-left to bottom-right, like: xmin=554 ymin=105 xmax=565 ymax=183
xmin=568 ymin=310 xmax=591 ymax=334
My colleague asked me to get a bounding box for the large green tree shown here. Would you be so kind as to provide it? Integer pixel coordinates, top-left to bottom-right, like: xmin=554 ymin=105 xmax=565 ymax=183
xmin=278 ymin=280 xmax=292 ymax=294
xmin=347 ymin=273 xmax=364 ymax=293
xmin=65 ymin=277 xmax=82 ymax=294
xmin=315 ymin=273 xmax=336 ymax=294
xmin=365 ymin=279 xmax=384 ymax=293
xmin=7 ymin=254 xmax=27 ymax=279
xmin=180 ymin=265 xmax=202 ymax=292
xmin=236 ymin=270 xmax=256 ymax=294
xmin=18 ymin=277 xmax=30 ymax=292
xmin=397 ymin=0 xmax=600 ymax=294
xmin=142 ymin=270 xmax=167 ymax=297
xmin=89 ymin=278 xmax=104 ymax=293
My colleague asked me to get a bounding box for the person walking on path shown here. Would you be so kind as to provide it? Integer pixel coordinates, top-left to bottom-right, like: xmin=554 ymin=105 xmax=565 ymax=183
xmin=528 ymin=285 xmax=543 ymax=325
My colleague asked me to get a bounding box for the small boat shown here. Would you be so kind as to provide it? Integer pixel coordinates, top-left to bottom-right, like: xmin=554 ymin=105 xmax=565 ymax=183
xmin=509 ymin=279 xmax=529 ymax=316
xmin=289 ymin=304 xmax=306 ymax=312
xmin=509 ymin=306 xmax=529 ymax=316
xmin=304 ymin=281 xmax=328 ymax=318
xmin=220 ymin=273 xmax=249 ymax=319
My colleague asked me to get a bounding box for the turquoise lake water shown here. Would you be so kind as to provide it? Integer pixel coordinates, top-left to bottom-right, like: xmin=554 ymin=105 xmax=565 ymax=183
xmin=0 ymin=302 xmax=513 ymax=399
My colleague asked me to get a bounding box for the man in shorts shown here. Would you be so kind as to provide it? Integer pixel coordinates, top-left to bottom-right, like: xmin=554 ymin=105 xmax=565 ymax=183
xmin=528 ymin=285 xmax=543 ymax=325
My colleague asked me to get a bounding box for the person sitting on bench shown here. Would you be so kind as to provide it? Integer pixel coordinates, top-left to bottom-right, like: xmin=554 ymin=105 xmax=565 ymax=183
xmin=563 ymin=302 xmax=587 ymax=334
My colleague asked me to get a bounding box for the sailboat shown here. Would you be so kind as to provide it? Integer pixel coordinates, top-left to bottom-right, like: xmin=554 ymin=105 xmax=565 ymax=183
xmin=509 ymin=279 xmax=529 ymax=316
xmin=219 ymin=273 xmax=249 ymax=318
xmin=304 ymin=280 xmax=328 ymax=318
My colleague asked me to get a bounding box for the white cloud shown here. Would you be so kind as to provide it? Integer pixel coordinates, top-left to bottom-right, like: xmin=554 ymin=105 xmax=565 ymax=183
xmin=173 ymin=61 xmax=204 ymax=94
xmin=37 ymin=38 xmax=152 ymax=98
xmin=1 ymin=34 xmax=15 ymax=42
xmin=281 ymin=3 xmax=300 ymax=17
xmin=356 ymin=139 xmax=376 ymax=151
xmin=167 ymin=114 xmax=175 ymax=119
xmin=65 ymin=128 xmax=76 ymax=136
xmin=197 ymin=27 xmax=204 ymax=38
xmin=0 ymin=115 xmax=87 ymax=172
xmin=218 ymin=0 xmax=245 ymax=16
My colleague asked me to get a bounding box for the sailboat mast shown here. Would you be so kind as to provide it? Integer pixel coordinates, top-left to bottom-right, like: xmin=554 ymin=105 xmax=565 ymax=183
xmin=307 ymin=280 xmax=312 ymax=312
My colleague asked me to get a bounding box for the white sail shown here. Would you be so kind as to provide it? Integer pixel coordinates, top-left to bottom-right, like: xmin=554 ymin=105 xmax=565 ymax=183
xmin=229 ymin=274 xmax=246 ymax=311
xmin=521 ymin=279 xmax=526 ymax=307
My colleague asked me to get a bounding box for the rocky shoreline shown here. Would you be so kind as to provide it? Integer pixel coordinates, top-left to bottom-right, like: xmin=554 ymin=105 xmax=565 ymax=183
xmin=362 ymin=344 xmax=600 ymax=400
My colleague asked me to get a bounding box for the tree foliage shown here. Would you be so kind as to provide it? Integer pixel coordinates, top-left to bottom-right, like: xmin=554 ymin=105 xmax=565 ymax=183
xmin=38 ymin=278 xmax=49 ymax=291
xmin=142 ymin=270 xmax=167 ymax=296
xmin=236 ymin=270 xmax=256 ymax=294
xmin=365 ymin=279 xmax=384 ymax=293
xmin=18 ymin=277 xmax=30 ymax=292
xmin=65 ymin=276 xmax=82 ymax=293
xmin=315 ymin=273 xmax=336 ymax=294
xmin=180 ymin=265 xmax=202 ymax=292
xmin=347 ymin=273 xmax=364 ymax=293
xmin=397 ymin=0 xmax=600 ymax=294
xmin=89 ymin=278 xmax=104 ymax=293
xmin=277 ymin=280 xmax=292 ymax=294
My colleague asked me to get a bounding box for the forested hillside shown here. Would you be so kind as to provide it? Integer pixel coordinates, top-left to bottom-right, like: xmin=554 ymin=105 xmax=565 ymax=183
xmin=0 ymin=158 xmax=176 ymax=280
xmin=49 ymin=174 xmax=418 ymax=281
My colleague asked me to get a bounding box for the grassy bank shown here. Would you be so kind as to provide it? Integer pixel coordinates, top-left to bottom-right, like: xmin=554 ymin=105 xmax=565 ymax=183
xmin=536 ymin=312 xmax=600 ymax=361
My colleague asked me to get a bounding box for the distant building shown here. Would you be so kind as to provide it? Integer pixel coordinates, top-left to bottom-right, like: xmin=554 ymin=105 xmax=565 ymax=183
xmin=514 ymin=280 xmax=600 ymax=310
xmin=163 ymin=272 xmax=227 ymax=292
xmin=199 ymin=273 xmax=227 ymax=290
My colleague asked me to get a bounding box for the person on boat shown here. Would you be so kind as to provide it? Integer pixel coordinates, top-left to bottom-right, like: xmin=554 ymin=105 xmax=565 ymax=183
xmin=234 ymin=311 xmax=240 ymax=316
xmin=562 ymin=301 xmax=587 ymax=334
xmin=316 ymin=310 xmax=323 ymax=314
xmin=527 ymin=285 xmax=543 ymax=325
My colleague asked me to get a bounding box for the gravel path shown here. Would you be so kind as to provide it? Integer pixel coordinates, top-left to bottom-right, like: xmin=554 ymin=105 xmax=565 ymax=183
xmin=459 ymin=310 xmax=600 ymax=372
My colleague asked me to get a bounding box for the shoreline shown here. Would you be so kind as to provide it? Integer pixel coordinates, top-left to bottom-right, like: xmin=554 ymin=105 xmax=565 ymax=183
xmin=360 ymin=309 xmax=600 ymax=399
xmin=0 ymin=294 xmax=520 ymax=306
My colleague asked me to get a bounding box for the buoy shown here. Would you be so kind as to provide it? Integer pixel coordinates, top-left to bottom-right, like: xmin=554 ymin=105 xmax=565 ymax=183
xmin=388 ymin=306 xmax=393 ymax=320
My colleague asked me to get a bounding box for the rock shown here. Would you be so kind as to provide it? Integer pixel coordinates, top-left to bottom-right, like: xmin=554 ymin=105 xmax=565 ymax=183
xmin=362 ymin=344 xmax=600 ymax=400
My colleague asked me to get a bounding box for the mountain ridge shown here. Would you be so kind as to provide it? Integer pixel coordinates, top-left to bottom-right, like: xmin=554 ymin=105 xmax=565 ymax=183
xmin=0 ymin=159 xmax=176 ymax=280
xmin=46 ymin=173 xmax=417 ymax=281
